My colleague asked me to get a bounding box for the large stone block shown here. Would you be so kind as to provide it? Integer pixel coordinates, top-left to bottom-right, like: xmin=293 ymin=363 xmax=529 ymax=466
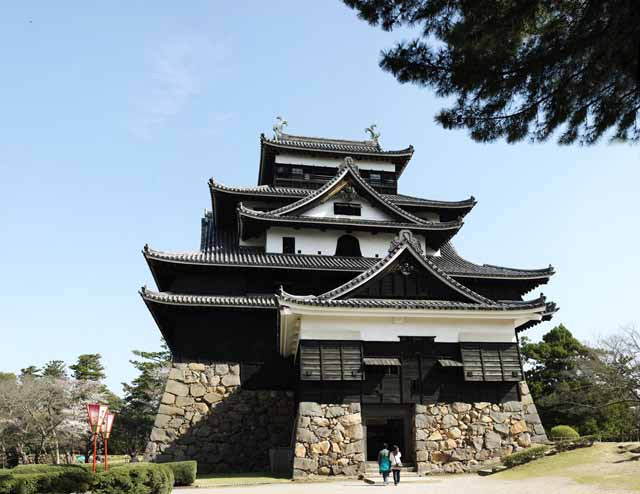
xmin=222 ymin=374 xmax=241 ymax=387
xmin=299 ymin=402 xmax=323 ymax=417
xmin=452 ymin=402 xmax=472 ymax=413
xmin=310 ymin=441 xmax=331 ymax=455
xmin=296 ymin=428 xmax=318 ymax=443
xmin=503 ymin=401 xmax=523 ymax=412
xmin=415 ymin=414 xmax=436 ymax=429
xmin=294 ymin=457 xmax=317 ymax=472
xmin=190 ymin=383 xmax=206 ymax=397
xmin=510 ymin=420 xmax=528 ymax=434
xmin=484 ymin=431 xmax=501 ymax=450
xmin=165 ymin=380 xmax=189 ymax=397
xmin=158 ymin=404 xmax=185 ymax=416
xmin=325 ymin=406 xmax=345 ymax=418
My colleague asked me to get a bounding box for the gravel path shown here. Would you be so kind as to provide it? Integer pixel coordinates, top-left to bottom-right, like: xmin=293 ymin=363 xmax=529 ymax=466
xmin=179 ymin=473 xmax=624 ymax=494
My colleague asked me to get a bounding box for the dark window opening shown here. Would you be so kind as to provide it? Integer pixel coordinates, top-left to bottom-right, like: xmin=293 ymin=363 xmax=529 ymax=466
xmin=334 ymin=202 xmax=362 ymax=216
xmin=335 ymin=234 xmax=362 ymax=257
xmin=385 ymin=366 xmax=399 ymax=376
xmin=292 ymin=167 xmax=303 ymax=176
xmin=282 ymin=237 xmax=295 ymax=254
xmin=369 ymin=173 xmax=381 ymax=185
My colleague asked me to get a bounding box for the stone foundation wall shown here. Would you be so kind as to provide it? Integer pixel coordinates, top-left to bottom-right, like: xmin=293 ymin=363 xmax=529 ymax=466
xmin=293 ymin=402 xmax=365 ymax=478
xmin=145 ymin=362 xmax=294 ymax=473
xmin=414 ymin=382 xmax=547 ymax=474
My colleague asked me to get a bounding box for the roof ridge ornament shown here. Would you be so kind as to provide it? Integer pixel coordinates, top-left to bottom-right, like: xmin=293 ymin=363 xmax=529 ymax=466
xmin=365 ymin=124 xmax=380 ymax=146
xmin=389 ymin=229 xmax=424 ymax=255
xmin=273 ymin=116 xmax=288 ymax=140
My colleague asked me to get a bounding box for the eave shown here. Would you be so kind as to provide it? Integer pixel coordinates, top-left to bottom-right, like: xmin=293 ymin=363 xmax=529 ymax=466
xmin=140 ymin=286 xmax=276 ymax=309
xmin=263 ymin=159 xmax=433 ymax=225
xmin=237 ymin=204 xmax=463 ymax=250
xmin=208 ymin=178 xmax=477 ymax=223
xmin=143 ymin=244 xmax=553 ymax=296
xmin=258 ymin=133 xmax=414 ymax=185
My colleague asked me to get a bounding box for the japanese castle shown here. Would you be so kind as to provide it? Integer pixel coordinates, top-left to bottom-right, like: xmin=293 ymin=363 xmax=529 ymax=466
xmin=141 ymin=121 xmax=557 ymax=476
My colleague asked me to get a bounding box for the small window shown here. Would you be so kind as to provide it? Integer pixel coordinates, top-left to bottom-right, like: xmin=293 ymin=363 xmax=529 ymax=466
xmin=292 ymin=167 xmax=303 ymax=176
xmin=369 ymin=173 xmax=381 ymax=185
xmin=282 ymin=237 xmax=295 ymax=254
xmin=334 ymin=202 xmax=362 ymax=216
xmin=385 ymin=366 xmax=399 ymax=376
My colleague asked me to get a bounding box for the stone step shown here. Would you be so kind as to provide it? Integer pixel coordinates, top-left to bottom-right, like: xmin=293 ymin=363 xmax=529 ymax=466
xmin=365 ymin=462 xmax=417 ymax=474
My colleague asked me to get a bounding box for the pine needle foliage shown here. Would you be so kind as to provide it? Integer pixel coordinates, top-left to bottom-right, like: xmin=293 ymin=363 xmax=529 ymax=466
xmin=344 ymin=0 xmax=640 ymax=144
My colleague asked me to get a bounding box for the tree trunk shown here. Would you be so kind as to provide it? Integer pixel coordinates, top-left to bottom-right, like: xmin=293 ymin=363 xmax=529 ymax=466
xmin=53 ymin=436 xmax=60 ymax=465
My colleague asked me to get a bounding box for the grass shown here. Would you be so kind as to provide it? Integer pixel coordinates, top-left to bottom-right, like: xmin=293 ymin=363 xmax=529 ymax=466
xmin=495 ymin=442 xmax=640 ymax=492
xmin=195 ymin=472 xmax=291 ymax=487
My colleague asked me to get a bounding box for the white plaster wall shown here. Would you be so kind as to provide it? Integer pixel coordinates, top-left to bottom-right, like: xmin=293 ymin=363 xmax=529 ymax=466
xmin=275 ymin=153 xmax=395 ymax=172
xmin=266 ymin=227 xmax=433 ymax=257
xmin=302 ymin=197 xmax=393 ymax=221
xmin=299 ymin=314 xmax=517 ymax=343
xmin=239 ymin=232 xmax=265 ymax=247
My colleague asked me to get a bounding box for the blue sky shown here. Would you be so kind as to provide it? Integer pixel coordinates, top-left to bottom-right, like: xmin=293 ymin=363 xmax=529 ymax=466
xmin=1 ymin=2 xmax=638 ymax=393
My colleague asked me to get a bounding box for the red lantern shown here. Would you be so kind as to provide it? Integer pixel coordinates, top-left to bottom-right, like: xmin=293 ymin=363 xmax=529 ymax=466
xmin=86 ymin=404 xmax=109 ymax=473
xmin=102 ymin=413 xmax=115 ymax=439
xmin=102 ymin=413 xmax=115 ymax=471
xmin=87 ymin=404 xmax=109 ymax=434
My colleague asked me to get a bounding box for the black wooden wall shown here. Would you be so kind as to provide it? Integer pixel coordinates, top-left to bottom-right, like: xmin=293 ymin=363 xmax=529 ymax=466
xmin=297 ymin=338 xmax=520 ymax=404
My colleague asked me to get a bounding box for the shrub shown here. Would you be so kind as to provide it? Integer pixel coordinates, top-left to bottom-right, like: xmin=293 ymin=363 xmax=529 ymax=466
xmin=161 ymin=461 xmax=197 ymax=486
xmin=549 ymin=425 xmax=580 ymax=440
xmin=553 ymin=434 xmax=597 ymax=452
xmin=503 ymin=445 xmax=549 ymax=468
xmin=91 ymin=463 xmax=174 ymax=494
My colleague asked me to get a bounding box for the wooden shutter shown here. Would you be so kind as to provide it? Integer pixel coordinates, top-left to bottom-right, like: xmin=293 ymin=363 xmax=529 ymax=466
xmin=341 ymin=342 xmax=363 ymax=380
xmin=498 ymin=344 xmax=522 ymax=381
xmin=300 ymin=341 xmax=363 ymax=381
xmin=460 ymin=343 xmax=522 ymax=382
xmin=320 ymin=343 xmax=342 ymax=380
xmin=460 ymin=343 xmax=484 ymax=381
xmin=300 ymin=342 xmax=321 ymax=380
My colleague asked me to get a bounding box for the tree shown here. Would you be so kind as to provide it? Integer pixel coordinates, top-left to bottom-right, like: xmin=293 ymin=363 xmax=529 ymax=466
xmin=520 ymin=324 xmax=592 ymax=429
xmin=110 ymin=343 xmax=171 ymax=457
xmin=70 ymin=354 xmax=105 ymax=382
xmin=42 ymin=360 xmax=67 ymax=379
xmin=521 ymin=324 xmax=637 ymax=436
xmin=344 ymin=0 xmax=640 ymax=144
xmin=20 ymin=366 xmax=41 ymax=378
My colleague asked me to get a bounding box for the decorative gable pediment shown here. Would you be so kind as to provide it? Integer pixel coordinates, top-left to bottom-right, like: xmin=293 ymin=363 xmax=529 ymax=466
xmin=266 ymin=158 xmax=429 ymax=224
xmin=317 ymin=231 xmax=494 ymax=305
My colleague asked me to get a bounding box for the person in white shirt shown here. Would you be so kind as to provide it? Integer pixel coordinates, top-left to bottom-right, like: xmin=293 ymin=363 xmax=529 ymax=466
xmin=390 ymin=445 xmax=402 ymax=485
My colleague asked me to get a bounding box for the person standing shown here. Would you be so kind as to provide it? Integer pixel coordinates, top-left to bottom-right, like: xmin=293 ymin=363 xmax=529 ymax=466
xmin=390 ymin=445 xmax=402 ymax=485
xmin=377 ymin=443 xmax=391 ymax=485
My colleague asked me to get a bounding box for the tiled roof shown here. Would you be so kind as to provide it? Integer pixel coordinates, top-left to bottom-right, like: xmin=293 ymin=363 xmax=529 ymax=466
xmin=140 ymin=287 xmax=276 ymax=308
xmin=145 ymin=244 xmax=376 ymax=271
xmin=238 ymin=204 xmax=463 ymax=231
xmin=261 ymin=133 xmax=414 ymax=156
xmin=439 ymin=243 xmax=555 ymax=279
xmin=308 ymin=231 xmax=494 ymax=304
xmin=262 ymin=160 xmax=436 ymax=225
xmin=386 ymin=194 xmax=476 ymax=209
xmin=145 ymin=240 xmax=553 ymax=280
xmin=277 ymin=293 xmax=549 ymax=311
xmin=209 ymin=179 xmax=476 ymax=209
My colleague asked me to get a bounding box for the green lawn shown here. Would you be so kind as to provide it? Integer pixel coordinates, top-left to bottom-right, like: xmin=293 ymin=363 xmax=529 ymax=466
xmin=495 ymin=442 xmax=640 ymax=492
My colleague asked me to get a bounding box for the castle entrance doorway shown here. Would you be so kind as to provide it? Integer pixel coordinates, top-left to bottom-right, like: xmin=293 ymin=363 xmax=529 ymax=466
xmin=362 ymin=405 xmax=413 ymax=462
